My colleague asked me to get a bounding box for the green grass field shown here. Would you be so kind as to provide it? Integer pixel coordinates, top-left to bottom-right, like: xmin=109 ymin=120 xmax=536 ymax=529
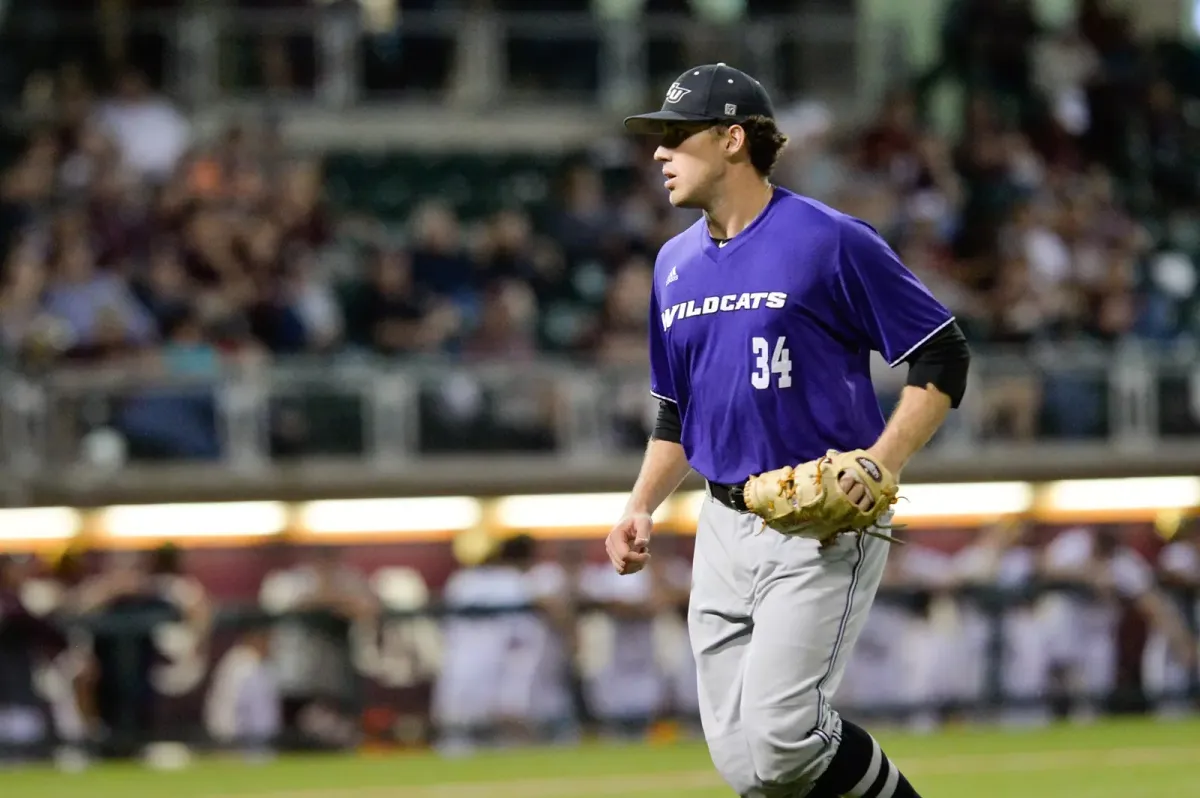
xmin=5 ymin=718 xmax=1199 ymax=798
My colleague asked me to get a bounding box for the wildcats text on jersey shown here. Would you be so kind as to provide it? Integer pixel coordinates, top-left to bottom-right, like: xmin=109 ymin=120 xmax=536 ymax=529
xmin=661 ymin=291 xmax=787 ymax=330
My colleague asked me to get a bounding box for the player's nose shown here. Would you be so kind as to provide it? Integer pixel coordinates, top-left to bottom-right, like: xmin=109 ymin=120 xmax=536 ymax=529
xmin=653 ymin=145 xmax=672 ymax=162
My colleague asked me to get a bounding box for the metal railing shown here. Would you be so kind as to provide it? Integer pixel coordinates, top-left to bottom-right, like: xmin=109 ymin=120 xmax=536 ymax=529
xmin=0 ymin=4 xmax=896 ymax=119
xmin=3 ymin=343 xmax=1200 ymax=501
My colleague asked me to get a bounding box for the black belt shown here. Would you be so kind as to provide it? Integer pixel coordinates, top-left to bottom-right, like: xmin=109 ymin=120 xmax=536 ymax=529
xmin=707 ymin=480 xmax=749 ymax=512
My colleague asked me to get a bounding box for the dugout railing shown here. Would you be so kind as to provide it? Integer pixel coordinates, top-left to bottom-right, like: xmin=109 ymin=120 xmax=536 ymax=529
xmin=5 ymin=345 xmax=1200 ymax=505
xmin=0 ymin=5 xmax=883 ymax=123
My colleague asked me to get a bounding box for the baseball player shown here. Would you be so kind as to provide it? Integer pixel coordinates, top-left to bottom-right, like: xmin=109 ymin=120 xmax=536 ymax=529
xmin=952 ymin=522 xmax=1052 ymax=726
xmin=578 ymin=560 xmax=670 ymax=738
xmin=1142 ymin=526 xmax=1199 ymax=716
xmin=1040 ymin=525 xmax=1197 ymax=721
xmin=606 ymin=64 xmax=970 ymax=798
xmin=431 ymin=537 xmax=530 ymax=753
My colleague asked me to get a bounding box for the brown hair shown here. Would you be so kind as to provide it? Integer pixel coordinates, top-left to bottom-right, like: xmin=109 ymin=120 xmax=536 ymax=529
xmin=715 ymin=115 xmax=789 ymax=177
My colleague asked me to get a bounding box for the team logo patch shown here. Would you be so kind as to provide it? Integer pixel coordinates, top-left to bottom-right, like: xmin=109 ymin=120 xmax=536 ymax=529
xmin=660 ymin=292 xmax=787 ymax=330
xmin=856 ymin=457 xmax=882 ymax=481
xmin=665 ymin=82 xmax=691 ymax=104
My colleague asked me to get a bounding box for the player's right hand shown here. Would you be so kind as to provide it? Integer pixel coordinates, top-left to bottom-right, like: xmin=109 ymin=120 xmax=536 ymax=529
xmin=606 ymin=512 xmax=653 ymax=575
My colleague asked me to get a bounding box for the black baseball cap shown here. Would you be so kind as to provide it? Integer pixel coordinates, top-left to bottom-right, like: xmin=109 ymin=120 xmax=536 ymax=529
xmin=624 ymin=63 xmax=775 ymax=135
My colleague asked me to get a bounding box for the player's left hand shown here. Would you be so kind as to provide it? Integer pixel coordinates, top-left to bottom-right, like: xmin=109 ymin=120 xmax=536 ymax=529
xmin=742 ymin=449 xmax=900 ymax=545
xmin=838 ymin=471 xmax=874 ymax=512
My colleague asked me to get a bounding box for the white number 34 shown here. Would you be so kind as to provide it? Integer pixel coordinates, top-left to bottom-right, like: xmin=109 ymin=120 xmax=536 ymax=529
xmin=751 ymin=336 xmax=792 ymax=389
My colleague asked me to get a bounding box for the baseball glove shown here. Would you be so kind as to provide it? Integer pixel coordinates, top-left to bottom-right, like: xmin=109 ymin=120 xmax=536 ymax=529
xmin=741 ymin=449 xmax=901 ymax=545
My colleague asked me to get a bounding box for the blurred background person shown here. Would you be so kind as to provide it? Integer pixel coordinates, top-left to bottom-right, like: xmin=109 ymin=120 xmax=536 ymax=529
xmin=889 ymin=533 xmax=961 ymax=733
xmin=265 ymin=546 xmax=378 ymax=750
xmin=71 ymin=550 xmax=171 ymax=758
xmin=431 ymin=530 xmax=533 ymax=755
xmin=204 ymin=628 xmax=281 ymax=760
xmin=0 ymin=554 xmax=68 ymax=763
xmin=577 ymin=546 xmax=671 ymax=740
xmin=952 ymin=520 xmax=1052 ymax=726
xmin=144 ymin=543 xmax=212 ymax=699
xmin=1040 ymin=525 xmax=1197 ymax=722
xmin=489 ymin=534 xmax=580 ymax=745
xmin=1142 ymin=522 xmax=1200 ymax=718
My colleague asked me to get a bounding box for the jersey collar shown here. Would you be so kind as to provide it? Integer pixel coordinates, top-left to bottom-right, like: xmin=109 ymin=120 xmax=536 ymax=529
xmin=701 ymin=185 xmax=784 ymax=263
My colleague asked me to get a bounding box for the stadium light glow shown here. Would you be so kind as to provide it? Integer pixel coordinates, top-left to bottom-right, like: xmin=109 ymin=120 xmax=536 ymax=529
xmin=494 ymin=493 xmax=670 ymax=529
xmin=894 ymin=482 xmax=1034 ymax=520
xmin=99 ymin=502 xmax=288 ymax=539
xmin=299 ymin=497 xmax=482 ymax=535
xmin=1043 ymin=477 xmax=1200 ymax=514
xmin=674 ymin=490 xmax=709 ymax=527
xmin=0 ymin=507 xmax=82 ymax=540
xmin=3 ymin=475 xmax=1197 ymax=551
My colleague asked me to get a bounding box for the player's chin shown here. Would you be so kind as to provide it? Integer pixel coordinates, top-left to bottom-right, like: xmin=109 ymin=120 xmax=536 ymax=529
xmin=666 ymin=185 xmax=700 ymax=208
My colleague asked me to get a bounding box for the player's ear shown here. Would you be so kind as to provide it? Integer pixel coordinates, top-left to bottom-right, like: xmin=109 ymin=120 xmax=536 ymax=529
xmin=724 ymin=124 xmax=748 ymax=158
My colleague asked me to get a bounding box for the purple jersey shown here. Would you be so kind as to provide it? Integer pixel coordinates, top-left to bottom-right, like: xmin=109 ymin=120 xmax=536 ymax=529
xmin=648 ymin=188 xmax=953 ymax=484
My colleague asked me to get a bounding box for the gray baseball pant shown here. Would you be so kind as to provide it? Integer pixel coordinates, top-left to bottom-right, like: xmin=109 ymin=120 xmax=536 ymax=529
xmin=689 ymin=492 xmax=891 ymax=797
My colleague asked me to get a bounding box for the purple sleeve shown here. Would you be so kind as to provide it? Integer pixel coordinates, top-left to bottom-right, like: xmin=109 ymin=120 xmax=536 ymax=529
xmin=834 ymin=218 xmax=954 ymax=366
xmin=648 ymin=287 xmax=677 ymax=403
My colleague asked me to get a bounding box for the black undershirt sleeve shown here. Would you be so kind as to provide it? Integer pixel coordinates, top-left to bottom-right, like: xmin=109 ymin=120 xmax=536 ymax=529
xmin=903 ymin=321 xmax=970 ymax=408
xmin=651 ymin=399 xmax=682 ymax=443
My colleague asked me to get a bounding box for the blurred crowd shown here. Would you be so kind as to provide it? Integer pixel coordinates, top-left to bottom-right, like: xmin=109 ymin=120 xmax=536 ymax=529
xmin=3 ymin=0 xmax=1200 ymax=455
xmin=0 ymin=522 xmax=1197 ymax=762
xmin=778 ymin=0 xmax=1200 ymax=353
xmin=0 ymin=61 xmax=676 ymax=374
xmin=7 ymin=2 xmax=1200 ymax=367
xmin=0 ymin=63 xmax=330 ymax=371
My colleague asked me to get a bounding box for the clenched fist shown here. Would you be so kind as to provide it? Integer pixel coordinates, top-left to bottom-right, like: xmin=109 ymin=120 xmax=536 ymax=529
xmin=605 ymin=512 xmax=653 ymax=575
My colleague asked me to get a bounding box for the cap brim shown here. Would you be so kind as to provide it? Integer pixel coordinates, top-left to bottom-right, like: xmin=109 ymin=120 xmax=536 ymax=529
xmin=623 ymin=110 xmax=718 ymax=135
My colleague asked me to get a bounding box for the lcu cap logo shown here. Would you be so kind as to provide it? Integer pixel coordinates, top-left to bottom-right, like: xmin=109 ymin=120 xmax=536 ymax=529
xmin=665 ymin=82 xmax=691 ymax=103
xmin=666 ymin=266 xmax=679 ymax=285
xmin=856 ymin=457 xmax=882 ymax=481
